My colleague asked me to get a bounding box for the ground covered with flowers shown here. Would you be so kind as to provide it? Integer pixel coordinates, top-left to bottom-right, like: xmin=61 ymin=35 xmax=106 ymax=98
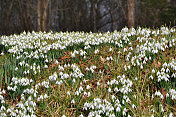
xmin=0 ymin=26 xmax=176 ymax=117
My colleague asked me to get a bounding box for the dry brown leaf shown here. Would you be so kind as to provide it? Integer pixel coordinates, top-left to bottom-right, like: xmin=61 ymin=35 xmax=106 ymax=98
xmin=100 ymin=56 xmax=105 ymax=63
xmin=157 ymin=61 xmax=161 ymax=68
xmin=152 ymin=59 xmax=161 ymax=68
xmin=61 ymin=56 xmax=70 ymax=60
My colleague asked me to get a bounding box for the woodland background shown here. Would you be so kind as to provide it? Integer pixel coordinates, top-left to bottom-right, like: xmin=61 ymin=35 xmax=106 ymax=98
xmin=0 ymin=0 xmax=176 ymax=35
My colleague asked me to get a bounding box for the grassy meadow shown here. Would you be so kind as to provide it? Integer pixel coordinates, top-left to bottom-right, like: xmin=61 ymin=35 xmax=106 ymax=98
xmin=0 ymin=27 xmax=176 ymax=117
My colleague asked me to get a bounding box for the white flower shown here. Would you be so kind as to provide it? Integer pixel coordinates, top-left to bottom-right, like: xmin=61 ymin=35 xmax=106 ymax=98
xmin=15 ymin=67 xmax=18 ymax=71
xmin=71 ymin=52 xmax=75 ymax=57
xmin=151 ymin=108 xmax=155 ymax=113
xmin=45 ymin=59 xmax=48 ymax=63
xmin=95 ymin=114 xmax=101 ymax=117
xmin=1 ymin=52 xmax=4 ymax=55
xmin=72 ymin=79 xmax=76 ymax=83
xmin=1 ymin=106 xmax=6 ymax=111
xmin=106 ymin=57 xmax=110 ymax=61
xmin=75 ymin=91 xmax=79 ymax=96
xmin=79 ymin=86 xmax=83 ymax=92
xmin=166 ymin=93 xmax=169 ymax=98
xmin=55 ymin=60 xmax=59 ymax=64
xmin=88 ymin=92 xmax=91 ymax=97
xmin=44 ymin=65 xmax=48 ymax=68
xmin=116 ymin=107 xmax=121 ymax=112
xmin=62 ymin=115 xmax=66 ymax=117
xmin=71 ymin=99 xmax=75 ymax=104
xmin=134 ymin=77 xmax=137 ymax=81
xmin=44 ymin=94 xmax=48 ymax=98
xmin=132 ymin=104 xmax=136 ymax=109
xmin=123 ymin=108 xmax=127 ymax=116
xmin=149 ymin=75 xmax=153 ymax=80
xmin=86 ymin=85 xmax=90 ymax=90
xmin=94 ymin=49 xmax=99 ymax=54
xmin=152 ymin=69 xmax=155 ymax=73
xmin=169 ymin=112 xmax=173 ymax=117
xmin=109 ymin=47 xmax=113 ymax=52
xmin=67 ymin=91 xmax=70 ymax=95
xmin=108 ymin=88 xmax=111 ymax=92
xmin=97 ymin=82 xmax=100 ymax=86
xmin=2 ymin=89 xmax=6 ymax=94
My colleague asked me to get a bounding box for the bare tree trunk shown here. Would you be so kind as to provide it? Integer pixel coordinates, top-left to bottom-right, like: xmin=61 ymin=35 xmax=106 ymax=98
xmin=90 ymin=0 xmax=97 ymax=32
xmin=37 ymin=0 xmax=41 ymax=31
xmin=5 ymin=0 xmax=14 ymax=21
xmin=110 ymin=0 xmax=115 ymax=31
xmin=93 ymin=6 xmax=97 ymax=32
xmin=127 ymin=0 xmax=135 ymax=28
xmin=26 ymin=0 xmax=32 ymax=31
xmin=41 ymin=0 xmax=50 ymax=31
xmin=116 ymin=0 xmax=127 ymax=20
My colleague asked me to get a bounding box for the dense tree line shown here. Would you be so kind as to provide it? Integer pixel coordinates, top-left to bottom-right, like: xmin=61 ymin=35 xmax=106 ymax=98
xmin=0 ymin=0 xmax=176 ymax=35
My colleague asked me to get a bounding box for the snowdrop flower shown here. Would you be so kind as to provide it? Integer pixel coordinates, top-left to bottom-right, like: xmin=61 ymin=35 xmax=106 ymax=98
xmin=44 ymin=65 xmax=48 ymax=68
xmin=127 ymin=65 xmax=130 ymax=69
xmin=140 ymin=65 xmax=143 ymax=69
xmin=79 ymin=86 xmax=83 ymax=92
xmin=169 ymin=112 xmax=173 ymax=117
xmin=1 ymin=105 xmax=6 ymax=111
xmin=151 ymin=108 xmax=155 ymax=113
xmin=109 ymin=56 xmax=113 ymax=60
xmin=1 ymin=52 xmax=4 ymax=55
xmin=132 ymin=104 xmax=136 ymax=109
xmin=67 ymin=91 xmax=70 ymax=95
xmin=72 ymin=79 xmax=76 ymax=83
xmin=160 ymin=104 xmax=164 ymax=112
xmin=133 ymin=95 xmax=136 ymax=99
xmin=166 ymin=93 xmax=169 ymax=98
xmin=55 ymin=80 xmax=63 ymax=85
xmin=116 ymin=107 xmax=121 ymax=112
xmin=71 ymin=99 xmax=75 ymax=104
xmin=87 ymin=92 xmax=91 ymax=97
xmin=152 ymin=69 xmax=155 ymax=73
xmin=86 ymin=85 xmax=90 ymax=90
xmin=55 ymin=60 xmax=59 ymax=64
xmin=95 ymin=114 xmax=101 ymax=117
xmin=71 ymin=52 xmax=75 ymax=57
xmin=123 ymin=108 xmax=127 ymax=116
xmin=2 ymin=89 xmax=6 ymax=94
xmin=124 ymin=65 xmax=127 ymax=71
xmin=75 ymin=91 xmax=79 ymax=96
xmin=109 ymin=47 xmax=113 ymax=52
xmin=106 ymin=57 xmax=110 ymax=61
xmin=166 ymin=68 xmax=170 ymax=73
xmin=15 ymin=67 xmax=18 ymax=71
xmin=94 ymin=49 xmax=99 ymax=54
xmin=44 ymin=94 xmax=48 ymax=98
xmin=64 ymin=64 xmax=67 ymax=68
xmin=134 ymin=77 xmax=137 ymax=81
xmin=108 ymin=88 xmax=111 ymax=92
xmin=97 ymin=82 xmax=100 ymax=86
xmin=149 ymin=75 xmax=153 ymax=80
xmin=84 ymin=92 xmax=87 ymax=96
xmin=85 ymin=67 xmax=89 ymax=71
